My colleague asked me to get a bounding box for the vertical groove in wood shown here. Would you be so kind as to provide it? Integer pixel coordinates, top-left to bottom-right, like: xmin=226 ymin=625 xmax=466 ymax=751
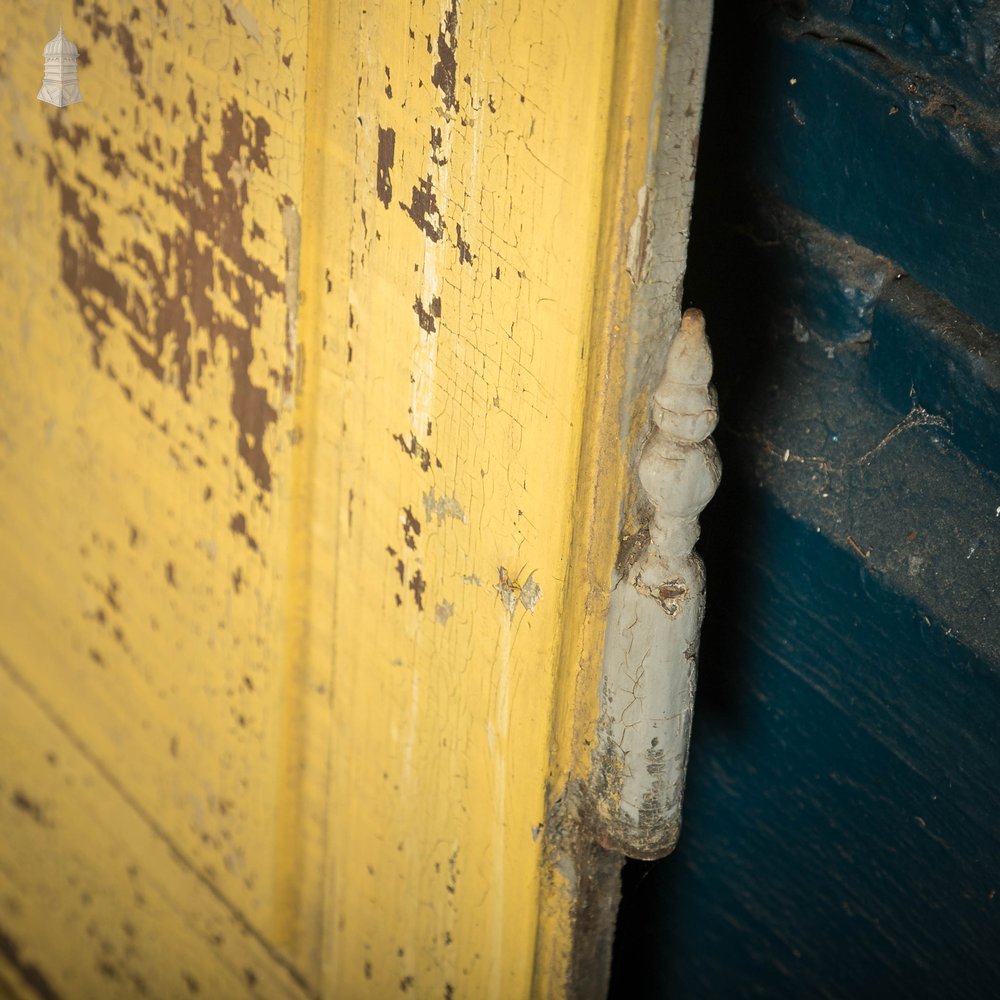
xmin=316 ymin=1 xmax=630 ymax=994
xmin=272 ymin=1 xmax=359 ymax=976
xmin=534 ymin=0 xmax=712 ymax=988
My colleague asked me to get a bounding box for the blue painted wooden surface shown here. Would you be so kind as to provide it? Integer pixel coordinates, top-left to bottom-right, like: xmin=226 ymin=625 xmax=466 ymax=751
xmin=750 ymin=29 xmax=1000 ymax=336
xmin=614 ymin=500 xmax=1000 ymax=998
xmin=608 ymin=0 xmax=1000 ymax=994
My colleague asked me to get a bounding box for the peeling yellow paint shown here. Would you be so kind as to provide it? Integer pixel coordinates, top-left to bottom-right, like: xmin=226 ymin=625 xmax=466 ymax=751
xmin=0 ymin=0 xmax=709 ymax=996
xmin=0 ymin=0 xmax=315 ymax=991
xmin=311 ymin=0 xmax=665 ymax=994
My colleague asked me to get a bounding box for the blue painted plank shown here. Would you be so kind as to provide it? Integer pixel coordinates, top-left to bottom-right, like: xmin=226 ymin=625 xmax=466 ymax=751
xmin=869 ymin=277 xmax=1000 ymax=477
xmin=610 ymin=500 xmax=1000 ymax=999
xmin=612 ymin=3 xmax=1000 ymax=996
xmin=801 ymin=0 xmax=1000 ymax=109
xmin=716 ymin=14 xmax=1000 ymax=334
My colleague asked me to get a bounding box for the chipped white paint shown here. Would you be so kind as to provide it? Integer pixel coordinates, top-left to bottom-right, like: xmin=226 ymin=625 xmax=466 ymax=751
xmin=495 ymin=567 xmax=542 ymax=621
xmin=409 ymin=2 xmax=457 ymax=439
xmin=233 ymin=2 xmax=263 ymax=45
xmin=519 ymin=573 xmax=542 ymax=613
xmin=625 ymin=183 xmax=650 ymax=284
xmin=423 ymin=487 xmax=467 ymax=525
xmin=595 ymin=309 xmax=720 ymax=860
xmin=411 ymin=245 xmax=441 ymax=437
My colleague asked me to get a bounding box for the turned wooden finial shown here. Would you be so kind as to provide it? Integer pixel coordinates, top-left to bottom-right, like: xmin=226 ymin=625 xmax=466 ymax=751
xmin=653 ymin=308 xmax=718 ymax=443
xmin=594 ymin=307 xmax=721 ymax=859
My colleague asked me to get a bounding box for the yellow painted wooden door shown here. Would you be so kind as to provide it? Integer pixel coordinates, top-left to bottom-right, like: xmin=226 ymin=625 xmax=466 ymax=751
xmin=0 ymin=1 xmax=711 ymax=997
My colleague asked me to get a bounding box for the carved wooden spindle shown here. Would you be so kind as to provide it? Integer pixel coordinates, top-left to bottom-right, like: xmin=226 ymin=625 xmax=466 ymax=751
xmin=594 ymin=308 xmax=721 ymax=859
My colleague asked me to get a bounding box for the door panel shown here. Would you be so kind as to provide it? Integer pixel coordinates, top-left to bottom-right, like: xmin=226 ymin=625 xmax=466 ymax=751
xmin=0 ymin=656 xmax=311 ymax=999
xmin=1 ymin=0 xmax=315 ymax=989
xmin=0 ymin=2 xmax=712 ymax=996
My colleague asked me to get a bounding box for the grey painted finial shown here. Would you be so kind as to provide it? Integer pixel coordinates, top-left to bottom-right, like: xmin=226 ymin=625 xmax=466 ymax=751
xmin=593 ymin=307 xmax=721 ymax=860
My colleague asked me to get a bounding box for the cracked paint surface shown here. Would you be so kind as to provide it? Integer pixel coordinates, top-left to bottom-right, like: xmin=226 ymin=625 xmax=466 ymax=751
xmin=0 ymin=0 xmax=314 ymax=991
xmin=321 ymin=1 xmax=640 ymax=996
xmin=0 ymin=0 xmax=709 ymax=996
